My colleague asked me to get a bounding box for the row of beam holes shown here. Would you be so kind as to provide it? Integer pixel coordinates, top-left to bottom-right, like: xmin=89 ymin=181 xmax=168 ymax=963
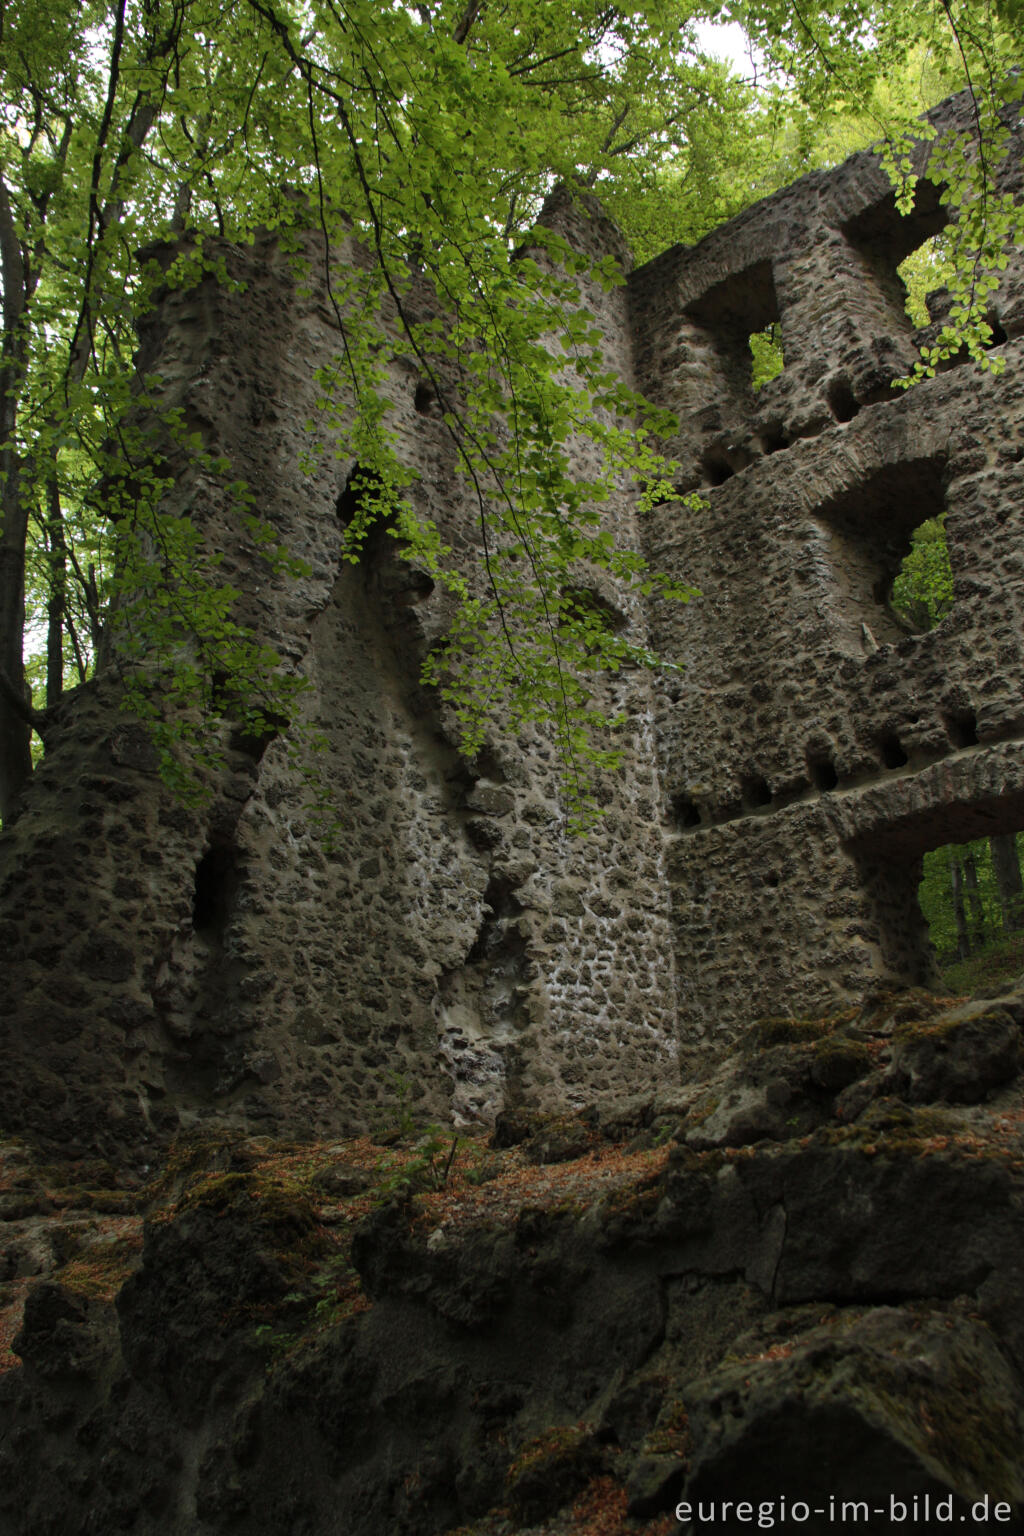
xmin=700 ymin=424 xmax=791 ymax=487
xmin=672 ymin=708 xmax=980 ymax=831
xmin=809 ymin=709 xmax=979 ymax=793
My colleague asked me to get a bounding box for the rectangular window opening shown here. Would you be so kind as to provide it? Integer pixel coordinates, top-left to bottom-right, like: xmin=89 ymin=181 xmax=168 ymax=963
xmin=919 ymin=829 xmax=1024 ymax=995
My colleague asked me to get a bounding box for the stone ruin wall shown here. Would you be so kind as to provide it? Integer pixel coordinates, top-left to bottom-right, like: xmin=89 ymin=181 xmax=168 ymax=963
xmin=1 ymin=88 xmax=1023 ymax=1154
xmin=632 ymin=88 xmax=1024 ymax=1057
xmin=0 ymin=202 xmax=680 ymax=1154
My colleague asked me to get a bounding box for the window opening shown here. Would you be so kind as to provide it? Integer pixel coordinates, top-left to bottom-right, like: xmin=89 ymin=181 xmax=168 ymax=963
xmin=336 ymin=462 xmax=400 ymax=569
xmin=815 ymin=455 xmax=948 ymax=649
xmin=900 ymin=229 xmax=1008 ymax=353
xmin=889 ymin=512 xmax=953 ymax=633
xmin=750 ymin=323 xmax=784 ymax=391
xmin=336 ymin=463 xmax=385 ymax=527
xmin=192 ymin=846 xmax=239 ymax=940
xmin=919 ymin=829 xmax=1024 ymax=993
xmin=843 ymin=183 xmax=949 ymax=339
xmin=686 ymin=259 xmax=783 ymax=399
xmin=898 ymin=228 xmax=955 ymax=328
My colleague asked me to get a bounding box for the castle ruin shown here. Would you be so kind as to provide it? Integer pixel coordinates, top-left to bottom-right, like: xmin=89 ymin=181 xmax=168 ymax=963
xmin=1 ymin=88 xmax=1023 ymax=1155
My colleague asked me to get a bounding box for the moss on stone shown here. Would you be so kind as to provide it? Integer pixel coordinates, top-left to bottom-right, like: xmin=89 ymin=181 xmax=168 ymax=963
xmin=746 ymin=1017 xmax=833 ymax=1051
xmin=854 ymin=1349 xmax=1024 ymax=1500
xmin=643 ymin=1397 xmax=692 ymax=1461
xmin=809 ymin=1036 xmax=872 ymax=1091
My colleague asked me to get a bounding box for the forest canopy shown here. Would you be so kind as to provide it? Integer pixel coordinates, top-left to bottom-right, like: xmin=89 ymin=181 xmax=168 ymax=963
xmin=1 ymin=0 xmax=1022 ymax=824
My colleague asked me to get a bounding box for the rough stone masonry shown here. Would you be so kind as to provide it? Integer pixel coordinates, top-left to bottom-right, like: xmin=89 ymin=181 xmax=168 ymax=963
xmin=0 ymin=88 xmax=1022 ymax=1154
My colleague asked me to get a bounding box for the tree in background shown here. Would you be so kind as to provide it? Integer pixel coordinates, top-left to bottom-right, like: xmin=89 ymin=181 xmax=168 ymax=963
xmin=0 ymin=0 xmax=1021 ymax=826
xmin=918 ymin=833 xmax=1024 ymax=968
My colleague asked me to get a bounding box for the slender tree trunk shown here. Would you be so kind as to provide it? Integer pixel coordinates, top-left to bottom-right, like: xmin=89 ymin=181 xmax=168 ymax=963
xmin=0 ymin=177 xmax=32 ymax=822
xmin=0 ymin=501 xmax=33 ymax=821
xmin=950 ymin=851 xmax=971 ymax=959
xmin=46 ymin=473 xmax=66 ymax=704
xmin=962 ymin=849 xmax=987 ymax=949
xmin=0 ymin=378 xmax=33 ymax=822
xmin=991 ymin=832 xmax=1024 ymax=933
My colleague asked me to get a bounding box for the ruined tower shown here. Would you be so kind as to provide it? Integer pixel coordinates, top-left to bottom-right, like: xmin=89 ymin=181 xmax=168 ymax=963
xmin=1 ymin=88 xmax=1022 ymax=1153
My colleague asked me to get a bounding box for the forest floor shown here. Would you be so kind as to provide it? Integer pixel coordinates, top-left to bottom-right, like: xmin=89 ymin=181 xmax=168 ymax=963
xmin=939 ymin=931 xmax=1024 ymax=996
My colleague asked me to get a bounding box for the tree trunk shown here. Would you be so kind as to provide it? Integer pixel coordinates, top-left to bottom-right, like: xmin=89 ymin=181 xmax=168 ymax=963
xmin=962 ymin=849 xmax=987 ymax=949
xmin=991 ymin=833 xmax=1024 ymax=933
xmin=0 ymin=176 xmax=32 ymax=823
xmin=950 ymin=851 xmax=971 ymax=959
xmin=0 ymin=460 xmax=32 ymax=823
xmin=46 ymin=473 xmax=67 ymax=705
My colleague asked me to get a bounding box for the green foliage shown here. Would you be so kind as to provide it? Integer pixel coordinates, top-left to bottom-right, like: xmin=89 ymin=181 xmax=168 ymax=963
xmin=1 ymin=0 xmax=1021 ymax=825
xmin=890 ymin=515 xmax=954 ymax=631
xmin=374 ymin=1130 xmax=461 ymax=1202
xmin=750 ymin=324 xmax=785 ymax=390
xmin=918 ymin=834 xmax=1024 ymax=964
xmin=899 ymin=231 xmax=957 ymax=327
xmin=376 ymin=1071 xmax=420 ymax=1141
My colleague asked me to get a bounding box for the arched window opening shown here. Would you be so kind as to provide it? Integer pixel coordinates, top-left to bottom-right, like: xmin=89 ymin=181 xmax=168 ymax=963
xmin=844 ymin=182 xmax=949 ymax=332
xmin=901 ymin=230 xmax=1009 ymax=355
xmin=898 ymin=228 xmax=955 ymax=328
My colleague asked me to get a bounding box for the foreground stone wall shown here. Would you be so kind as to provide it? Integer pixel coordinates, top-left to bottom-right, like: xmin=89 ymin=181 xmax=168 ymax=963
xmin=1 ymin=89 xmax=1022 ymax=1152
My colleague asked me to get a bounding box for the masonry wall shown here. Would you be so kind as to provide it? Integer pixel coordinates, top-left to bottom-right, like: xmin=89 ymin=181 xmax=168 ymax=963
xmin=1 ymin=90 xmax=1023 ymax=1153
xmin=630 ymin=88 xmax=1024 ymax=1054
xmin=0 ymin=205 xmax=679 ymax=1155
